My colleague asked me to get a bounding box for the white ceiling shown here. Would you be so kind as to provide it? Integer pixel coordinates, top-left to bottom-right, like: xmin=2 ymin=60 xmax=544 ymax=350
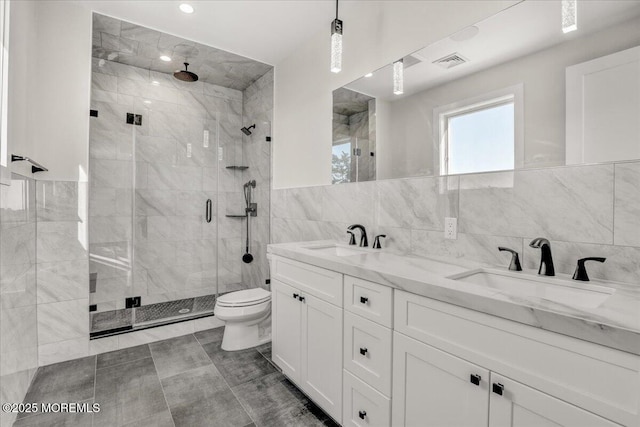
xmin=74 ymin=0 xmax=337 ymax=65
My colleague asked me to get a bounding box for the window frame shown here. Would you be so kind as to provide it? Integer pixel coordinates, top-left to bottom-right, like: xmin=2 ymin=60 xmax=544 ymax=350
xmin=433 ymin=83 xmax=524 ymax=176
xmin=0 ymin=0 xmax=10 ymax=185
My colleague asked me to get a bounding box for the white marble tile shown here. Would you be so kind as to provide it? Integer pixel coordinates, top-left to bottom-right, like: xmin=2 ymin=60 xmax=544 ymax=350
xmin=90 ymin=216 xmax=131 ymax=244
xmin=37 ymin=259 xmax=88 ymax=304
xmin=135 ymin=189 xmax=176 ymax=216
xmin=117 ymin=321 xmax=194 ymax=349
xmin=377 ymin=175 xmax=458 ymax=231
xmin=522 ymin=239 xmax=640 ymax=285
xmin=194 ymin=316 xmax=225 ymax=332
xmin=37 ymin=181 xmax=85 ymax=222
xmin=459 ymin=165 xmax=614 ymax=244
xmin=90 ymin=159 xmax=133 ymax=189
xmin=92 ymin=72 xmax=118 ymax=93
xmin=37 ymin=299 xmax=89 ymax=345
xmin=0 ymin=305 xmax=37 ymax=351
xmin=614 ymin=162 xmax=640 ymax=247
xmin=89 ymin=336 xmax=119 ymax=355
xmin=0 ymin=369 xmax=34 ymax=427
xmin=0 ymin=263 xmax=36 ymax=308
xmin=38 ymin=337 xmax=89 ymax=366
xmin=146 ymin=163 xmax=202 ymax=191
xmin=1 ymin=341 xmax=38 ymax=376
xmin=37 ymin=221 xmax=88 ymax=263
xmin=322 ymin=182 xmax=376 ymax=225
xmin=411 ymin=230 xmax=524 ymax=267
xmin=1 ymin=174 xmax=36 ymax=226
xmin=275 ymin=186 xmax=323 ymax=221
xmin=205 ymin=82 xmax=242 ymax=101
xmin=1 ymin=223 xmax=36 ymax=265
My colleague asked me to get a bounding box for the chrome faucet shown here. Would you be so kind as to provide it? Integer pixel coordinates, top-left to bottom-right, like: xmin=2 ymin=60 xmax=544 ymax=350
xmin=347 ymin=224 xmax=368 ymax=247
xmin=529 ymin=237 xmax=555 ymax=276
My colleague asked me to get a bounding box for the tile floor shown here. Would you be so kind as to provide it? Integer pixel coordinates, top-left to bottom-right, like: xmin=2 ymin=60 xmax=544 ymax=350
xmin=14 ymin=327 xmax=339 ymax=427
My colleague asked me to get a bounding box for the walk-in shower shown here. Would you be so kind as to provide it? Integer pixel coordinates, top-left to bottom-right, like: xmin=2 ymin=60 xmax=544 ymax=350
xmin=88 ymin=14 xmax=273 ymax=337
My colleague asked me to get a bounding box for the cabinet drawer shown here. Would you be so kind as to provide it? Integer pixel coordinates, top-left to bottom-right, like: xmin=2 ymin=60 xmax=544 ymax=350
xmin=344 ymin=311 xmax=392 ymax=396
xmin=343 ymin=370 xmax=391 ymax=427
xmin=270 ymin=255 xmax=343 ymax=306
xmin=394 ymin=290 xmax=640 ymax=426
xmin=344 ymin=275 xmax=392 ymax=327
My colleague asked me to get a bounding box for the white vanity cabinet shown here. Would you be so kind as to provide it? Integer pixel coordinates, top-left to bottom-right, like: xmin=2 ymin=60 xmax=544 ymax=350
xmin=393 ymin=290 xmax=637 ymax=427
xmin=342 ymin=276 xmax=393 ymax=427
xmin=271 ymin=256 xmax=343 ymax=423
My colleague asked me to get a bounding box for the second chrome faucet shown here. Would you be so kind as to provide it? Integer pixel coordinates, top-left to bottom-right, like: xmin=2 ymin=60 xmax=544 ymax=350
xmin=529 ymin=237 xmax=555 ymax=276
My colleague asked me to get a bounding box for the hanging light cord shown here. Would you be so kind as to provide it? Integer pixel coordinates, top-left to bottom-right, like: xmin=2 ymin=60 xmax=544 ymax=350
xmin=335 ymin=0 xmax=339 ymax=20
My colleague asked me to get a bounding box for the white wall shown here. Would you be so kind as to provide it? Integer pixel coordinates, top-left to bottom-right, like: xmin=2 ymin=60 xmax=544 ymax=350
xmin=379 ymin=15 xmax=640 ymax=179
xmin=272 ymin=0 xmax=518 ymax=189
xmin=8 ymin=1 xmax=92 ymax=182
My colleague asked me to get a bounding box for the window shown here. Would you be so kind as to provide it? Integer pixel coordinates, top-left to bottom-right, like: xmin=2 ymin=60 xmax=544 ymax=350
xmin=331 ymin=141 xmax=351 ymax=184
xmin=434 ymin=84 xmax=523 ymax=176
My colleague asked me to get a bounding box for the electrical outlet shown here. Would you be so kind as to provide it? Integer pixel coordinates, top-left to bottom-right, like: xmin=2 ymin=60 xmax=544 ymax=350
xmin=444 ymin=217 xmax=458 ymax=240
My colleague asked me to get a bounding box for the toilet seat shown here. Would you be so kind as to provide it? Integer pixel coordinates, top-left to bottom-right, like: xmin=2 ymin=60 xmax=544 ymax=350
xmin=216 ymin=288 xmax=271 ymax=308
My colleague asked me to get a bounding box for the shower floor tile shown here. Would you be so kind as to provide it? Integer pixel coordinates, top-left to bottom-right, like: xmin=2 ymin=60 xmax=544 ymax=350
xmin=15 ymin=327 xmax=338 ymax=427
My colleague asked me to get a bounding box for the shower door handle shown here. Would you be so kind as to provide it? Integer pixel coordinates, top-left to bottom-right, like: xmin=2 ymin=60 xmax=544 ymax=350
xmin=205 ymin=199 xmax=212 ymax=223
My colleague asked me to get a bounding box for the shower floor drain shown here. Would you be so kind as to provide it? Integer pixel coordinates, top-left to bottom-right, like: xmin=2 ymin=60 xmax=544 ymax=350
xmin=178 ymin=308 xmax=191 ymax=314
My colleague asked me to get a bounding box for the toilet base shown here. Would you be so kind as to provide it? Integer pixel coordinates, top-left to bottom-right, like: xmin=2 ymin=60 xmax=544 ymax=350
xmin=221 ymin=315 xmax=271 ymax=351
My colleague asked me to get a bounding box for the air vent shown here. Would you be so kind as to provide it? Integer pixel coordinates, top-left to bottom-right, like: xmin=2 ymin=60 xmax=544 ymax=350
xmin=433 ymin=53 xmax=468 ymax=69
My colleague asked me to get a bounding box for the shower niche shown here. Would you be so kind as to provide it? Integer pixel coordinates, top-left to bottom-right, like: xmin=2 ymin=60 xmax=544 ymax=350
xmin=88 ymin=14 xmax=273 ymax=337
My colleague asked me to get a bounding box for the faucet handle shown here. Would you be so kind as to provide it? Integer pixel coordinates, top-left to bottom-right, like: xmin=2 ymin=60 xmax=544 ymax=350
xmin=347 ymin=231 xmax=356 ymax=246
xmin=373 ymin=234 xmax=387 ymax=249
xmin=498 ymin=247 xmax=522 ymax=271
xmin=572 ymin=257 xmax=606 ymax=281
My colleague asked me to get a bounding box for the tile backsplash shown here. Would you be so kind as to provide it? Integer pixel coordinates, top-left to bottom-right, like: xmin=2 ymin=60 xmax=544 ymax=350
xmin=271 ymin=161 xmax=640 ymax=285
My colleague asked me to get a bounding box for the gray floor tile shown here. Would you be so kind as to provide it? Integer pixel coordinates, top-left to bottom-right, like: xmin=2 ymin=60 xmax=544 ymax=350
xmin=94 ymin=357 xmax=168 ymax=425
xmin=19 ymin=356 xmax=96 ymax=417
xmin=161 ymin=365 xmax=252 ymax=427
xmin=96 ymin=344 xmax=151 ymax=369
xmin=232 ymin=372 xmax=339 ymax=427
xmin=255 ymin=342 xmax=272 ymax=361
xmin=122 ymin=410 xmax=175 ymax=427
xmin=202 ymin=341 xmax=276 ymax=387
xmin=149 ymin=334 xmax=212 ymax=379
xmin=193 ymin=326 xmax=224 ymax=345
xmin=13 ymin=409 xmax=93 ymax=427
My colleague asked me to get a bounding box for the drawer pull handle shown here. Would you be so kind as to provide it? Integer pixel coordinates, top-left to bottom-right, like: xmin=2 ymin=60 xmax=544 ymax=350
xmin=293 ymin=293 xmax=299 ymax=299
xmin=470 ymin=374 xmax=481 ymax=386
xmin=492 ymin=383 xmax=504 ymax=396
xmin=358 ymin=410 xmax=367 ymax=420
xmin=360 ymin=296 xmax=369 ymax=304
xmin=359 ymin=347 xmax=368 ymax=356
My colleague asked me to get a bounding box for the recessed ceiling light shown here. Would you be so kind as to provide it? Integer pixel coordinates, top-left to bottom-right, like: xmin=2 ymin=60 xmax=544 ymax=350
xmin=179 ymin=3 xmax=194 ymax=14
xmin=151 ymin=80 xmax=160 ymax=86
xmin=160 ymin=55 xmax=172 ymax=62
xmin=143 ymin=100 xmax=152 ymax=104
xmin=364 ymin=73 xmax=373 ymax=78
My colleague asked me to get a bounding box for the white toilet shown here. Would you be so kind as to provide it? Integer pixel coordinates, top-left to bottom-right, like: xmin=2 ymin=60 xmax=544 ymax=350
xmin=214 ymin=288 xmax=272 ymax=351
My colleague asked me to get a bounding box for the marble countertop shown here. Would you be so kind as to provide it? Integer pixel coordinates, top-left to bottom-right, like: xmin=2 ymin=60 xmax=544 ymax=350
xmin=268 ymin=240 xmax=640 ymax=356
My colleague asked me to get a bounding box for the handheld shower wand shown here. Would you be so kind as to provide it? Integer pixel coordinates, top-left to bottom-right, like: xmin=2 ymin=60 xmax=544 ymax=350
xmin=242 ymin=180 xmax=257 ymax=263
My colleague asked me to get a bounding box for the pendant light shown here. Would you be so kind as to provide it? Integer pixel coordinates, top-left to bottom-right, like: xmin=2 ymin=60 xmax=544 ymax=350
xmin=562 ymin=0 xmax=577 ymax=33
xmin=330 ymin=0 xmax=343 ymax=73
xmin=393 ymin=59 xmax=404 ymax=95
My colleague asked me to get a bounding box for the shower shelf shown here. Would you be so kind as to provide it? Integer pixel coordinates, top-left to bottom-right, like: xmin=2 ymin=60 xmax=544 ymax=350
xmin=226 ymin=166 xmax=249 ymax=170
xmin=225 ymin=214 xmax=247 ymax=218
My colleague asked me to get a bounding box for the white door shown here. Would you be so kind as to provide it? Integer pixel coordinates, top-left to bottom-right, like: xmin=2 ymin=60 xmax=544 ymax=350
xmin=272 ymin=279 xmax=302 ymax=383
xmin=392 ymin=332 xmax=490 ymax=427
xmin=301 ymin=292 xmax=343 ymax=423
xmin=566 ymin=45 xmax=640 ymax=164
xmin=489 ymin=373 xmax=621 ymax=427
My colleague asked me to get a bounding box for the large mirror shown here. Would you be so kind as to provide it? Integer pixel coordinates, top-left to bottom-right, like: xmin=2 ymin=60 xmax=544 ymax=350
xmin=332 ymin=0 xmax=640 ymax=182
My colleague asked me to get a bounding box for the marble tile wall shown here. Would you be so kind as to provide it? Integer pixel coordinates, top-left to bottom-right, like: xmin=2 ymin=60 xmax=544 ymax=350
xmin=0 ymin=174 xmax=38 ymax=427
xmin=271 ymin=162 xmax=640 ymax=285
xmin=241 ymin=69 xmax=273 ymax=290
xmin=36 ymin=180 xmax=90 ymax=366
xmin=90 ymin=59 xmax=246 ymax=311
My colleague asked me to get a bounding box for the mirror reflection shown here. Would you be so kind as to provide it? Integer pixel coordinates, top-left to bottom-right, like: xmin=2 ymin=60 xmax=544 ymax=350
xmin=332 ymin=0 xmax=640 ymax=182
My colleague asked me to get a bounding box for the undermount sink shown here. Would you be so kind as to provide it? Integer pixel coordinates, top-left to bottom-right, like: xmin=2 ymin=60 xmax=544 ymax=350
xmin=303 ymin=244 xmax=368 ymax=257
xmin=448 ymin=269 xmax=615 ymax=308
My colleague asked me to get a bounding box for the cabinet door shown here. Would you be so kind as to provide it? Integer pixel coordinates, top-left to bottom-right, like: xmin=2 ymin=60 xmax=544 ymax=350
xmin=272 ymin=279 xmax=303 ymax=383
xmin=489 ymin=374 xmax=621 ymax=427
xmin=301 ymin=293 xmax=343 ymax=423
xmin=392 ymin=332 xmax=490 ymax=427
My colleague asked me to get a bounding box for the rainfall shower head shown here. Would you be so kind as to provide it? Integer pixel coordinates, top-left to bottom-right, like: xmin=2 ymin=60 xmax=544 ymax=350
xmin=173 ymin=63 xmax=199 ymax=82
xmin=241 ymin=124 xmax=256 ymax=135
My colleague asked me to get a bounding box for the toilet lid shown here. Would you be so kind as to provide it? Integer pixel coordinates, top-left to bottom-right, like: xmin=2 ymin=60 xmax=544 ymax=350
xmin=216 ymin=288 xmax=271 ymax=307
